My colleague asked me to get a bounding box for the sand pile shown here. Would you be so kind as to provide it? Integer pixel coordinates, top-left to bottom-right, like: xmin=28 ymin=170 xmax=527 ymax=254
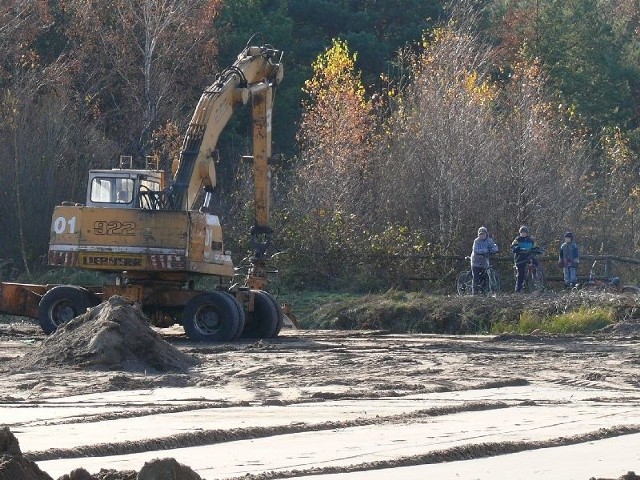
xmin=0 ymin=427 xmax=52 ymax=480
xmin=590 ymin=473 xmax=640 ymax=480
xmin=16 ymin=296 xmax=196 ymax=373
xmin=0 ymin=426 xmax=202 ymax=480
xmin=55 ymin=457 xmax=202 ymax=480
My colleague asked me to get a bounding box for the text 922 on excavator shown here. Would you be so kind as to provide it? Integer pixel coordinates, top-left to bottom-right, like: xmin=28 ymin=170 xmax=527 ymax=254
xmin=0 ymin=42 xmax=292 ymax=341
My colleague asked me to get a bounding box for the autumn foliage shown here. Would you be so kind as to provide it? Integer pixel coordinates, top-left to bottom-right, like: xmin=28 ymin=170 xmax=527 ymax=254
xmin=2 ymin=0 xmax=640 ymax=292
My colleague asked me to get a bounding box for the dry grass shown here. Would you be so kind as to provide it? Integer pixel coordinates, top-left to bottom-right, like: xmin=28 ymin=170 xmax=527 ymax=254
xmin=302 ymin=290 xmax=640 ymax=335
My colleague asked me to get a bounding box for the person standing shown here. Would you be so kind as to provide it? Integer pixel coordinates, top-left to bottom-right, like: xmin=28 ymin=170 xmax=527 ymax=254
xmin=511 ymin=226 xmax=537 ymax=292
xmin=470 ymin=227 xmax=499 ymax=294
xmin=558 ymin=231 xmax=579 ymax=288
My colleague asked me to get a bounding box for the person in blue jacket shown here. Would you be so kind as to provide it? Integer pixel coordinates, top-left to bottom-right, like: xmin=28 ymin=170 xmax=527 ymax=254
xmin=511 ymin=226 xmax=537 ymax=292
xmin=558 ymin=231 xmax=579 ymax=288
xmin=470 ymin=226 xmax=499 ymax=294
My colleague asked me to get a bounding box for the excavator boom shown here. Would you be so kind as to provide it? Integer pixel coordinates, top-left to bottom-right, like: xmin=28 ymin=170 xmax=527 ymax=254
xmin=170 ymin=45 xmax=283 ymax=213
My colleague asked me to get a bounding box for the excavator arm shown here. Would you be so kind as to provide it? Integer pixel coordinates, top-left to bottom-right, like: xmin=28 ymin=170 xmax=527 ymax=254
xmin=169 ymin=44 xmax=283 ymax=213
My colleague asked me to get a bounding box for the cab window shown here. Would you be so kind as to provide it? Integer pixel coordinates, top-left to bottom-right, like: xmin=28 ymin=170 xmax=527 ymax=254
xmin=90 ymin=178 xmax=135 ymax=204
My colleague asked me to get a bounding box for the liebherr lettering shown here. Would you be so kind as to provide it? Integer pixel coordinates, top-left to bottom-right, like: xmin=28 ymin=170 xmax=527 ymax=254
xmin=82 ymin=256 xmax=143 ymax=267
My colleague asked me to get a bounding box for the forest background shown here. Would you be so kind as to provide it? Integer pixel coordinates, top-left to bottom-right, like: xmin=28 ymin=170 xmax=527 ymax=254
xmin=1 ymin=0 xmax=640 ymax=293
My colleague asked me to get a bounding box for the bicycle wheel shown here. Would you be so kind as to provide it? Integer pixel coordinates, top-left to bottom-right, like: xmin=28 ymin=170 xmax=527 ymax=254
xmin=486 ymin=268 xmax=501 ymax=294
xmin=528 ymin=264 xmax=545 ymax=291
xmin=621 ymin=285 xmax=640 ymax=296
xmin=456 ymin=271 xmax=473 ymax=296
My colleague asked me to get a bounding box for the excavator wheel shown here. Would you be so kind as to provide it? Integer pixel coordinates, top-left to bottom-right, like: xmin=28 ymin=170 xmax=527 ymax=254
xmin=182 ymin=291 xmax=241 ymax=342
xmin=261 ymin=290 xmax=284 ymax=338
xmin=37 ymin=286 xmax=93 ymax=335
xmin=241 ymin=290 xmax=280 ymax=339
xmin=220 ymin=291 xmax=246 ymax=340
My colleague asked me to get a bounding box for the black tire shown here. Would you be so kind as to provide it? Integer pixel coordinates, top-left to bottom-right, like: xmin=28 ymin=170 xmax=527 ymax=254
xmin=220 ymin=291 xmax=246 ymax=340
xmin=525 ymin=264 xmax=545 ymax=292
xmin=261 ymin=290 xmax=284 ymax=338
xmin=621 ymin=285 xmax=640 ymax=296
xmin=38 ymin=286 xmax=92 ymax=335
xmin=241 ymin=290 xmax=280 ymax=339
xmin=456 ymin=271 xmax=473 ymax=296
xmin=182 ymin=291 xmax=240 ymax=342
xmin=486 ymin=268 xmax=501 ymax=294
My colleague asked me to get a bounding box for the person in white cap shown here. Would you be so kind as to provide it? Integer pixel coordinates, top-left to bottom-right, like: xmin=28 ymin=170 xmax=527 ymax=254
xmin=470 ymin=226 xmax=499 ymax=294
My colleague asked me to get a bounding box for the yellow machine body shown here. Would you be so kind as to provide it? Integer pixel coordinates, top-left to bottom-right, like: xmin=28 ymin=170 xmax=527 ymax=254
xmin=48 ymin=205 xmax=234 ymax=279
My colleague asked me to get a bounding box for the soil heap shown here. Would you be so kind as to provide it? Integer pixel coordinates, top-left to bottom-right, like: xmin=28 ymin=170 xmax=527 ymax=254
xmin=596 ymin=319 xmax=640 ymax=336
xmin=55 ymin=457 xmax=203 ymax=480
xmin=0 ymin=427 xmax=52 ymax=480
xmin=0 ymin=426 xmax=202 ymax=480
xmin=15 ymin=296 xmax=196 ymax=373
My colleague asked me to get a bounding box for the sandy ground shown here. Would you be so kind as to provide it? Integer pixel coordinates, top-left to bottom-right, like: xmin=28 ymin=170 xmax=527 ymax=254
xmin=1 ymin=300 xmax=640 ymax=479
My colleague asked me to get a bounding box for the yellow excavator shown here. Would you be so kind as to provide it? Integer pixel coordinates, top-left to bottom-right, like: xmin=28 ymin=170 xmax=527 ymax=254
xmin=0 ymin=41 xmax=287 ymax=341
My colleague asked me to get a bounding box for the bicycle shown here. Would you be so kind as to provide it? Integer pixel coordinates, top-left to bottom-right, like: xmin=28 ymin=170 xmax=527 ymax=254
xmin=456 ymin=254 xmax=501 ymax=295
xmin=579 ymin=260 xmax=640 ymax=295
xmin=514 ymin=247 xmax=545 ymax=292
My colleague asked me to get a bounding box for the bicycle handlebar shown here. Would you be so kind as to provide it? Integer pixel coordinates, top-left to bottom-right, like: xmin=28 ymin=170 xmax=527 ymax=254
xmin=517 ymin=247 xmax=544 ymax=255
xmin=466 ymin=251 xmax=499 ymax=261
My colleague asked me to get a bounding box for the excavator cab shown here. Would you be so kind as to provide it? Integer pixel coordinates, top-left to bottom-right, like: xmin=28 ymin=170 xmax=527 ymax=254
xmin=85 ymin=156 xmax=165 ymax=209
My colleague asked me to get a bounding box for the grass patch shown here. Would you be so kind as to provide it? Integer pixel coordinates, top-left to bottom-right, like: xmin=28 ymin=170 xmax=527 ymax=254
xmin=1 ymin=273 xmax=633 ymax=335
xmin=548 ymin=307 xmax=615 ymax=333
xmin=491 ymin=306 xmax=615 ymax=334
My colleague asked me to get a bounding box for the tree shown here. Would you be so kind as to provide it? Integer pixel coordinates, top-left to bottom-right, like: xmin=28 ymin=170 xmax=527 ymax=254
xmin=213 ymin=0 xmax=298 ymax=158
xmin=0 ymin=2 xmax=62 ymax=273
xmin=490 ymin=0 xmax=636 ymax=133
xmin=0 ymin=1 xmax=117 ymax=275
xmin=289 ymin=38 xmax=377 ymax=285
xmin=0 ymin=66 xmax=116 ymax=275
xmin=377 ymin=9 xmax=500 ymax=251
xmin=376 ymin=2 xmax=591 ymax=256
xmin=493 ymin=57 xmax=591 ymax=245
xmin=62 ymin=0 xmax=222 ymax=165
xmin=297 ymin=39 xmax=375 ymax=214
xmin=581 ymin=128 xmax=640 ymax=254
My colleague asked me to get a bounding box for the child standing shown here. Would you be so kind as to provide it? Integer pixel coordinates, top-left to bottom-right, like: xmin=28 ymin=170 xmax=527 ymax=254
xmin=470 ymin=226 xmax=499 ymax=294
xmin=558 ymin=232 xmax=579 ymax=288
xmin=511 ymin=225 xmax=537 ymax=292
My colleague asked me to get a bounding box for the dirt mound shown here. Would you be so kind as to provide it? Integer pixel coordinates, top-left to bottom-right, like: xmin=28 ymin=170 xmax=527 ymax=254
xmin=58 ymin=468 xmax=136 ymax=480
xmin=1 ymin=427 xmax=202 ymax=480
xmin=15 ymin=296 xmax=196 ymax=373
xmin=58 ymin=458 xmax=202 ymax=480
xmin=590 ymin=472 xmax=640 ymax=480
xmin=137 ymin=458 xmax=202 ymax=479
xmin=596 ymin=320 xmax=640 ymax=336
xmin=0 ymin=427 xmax=52 ymax=480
